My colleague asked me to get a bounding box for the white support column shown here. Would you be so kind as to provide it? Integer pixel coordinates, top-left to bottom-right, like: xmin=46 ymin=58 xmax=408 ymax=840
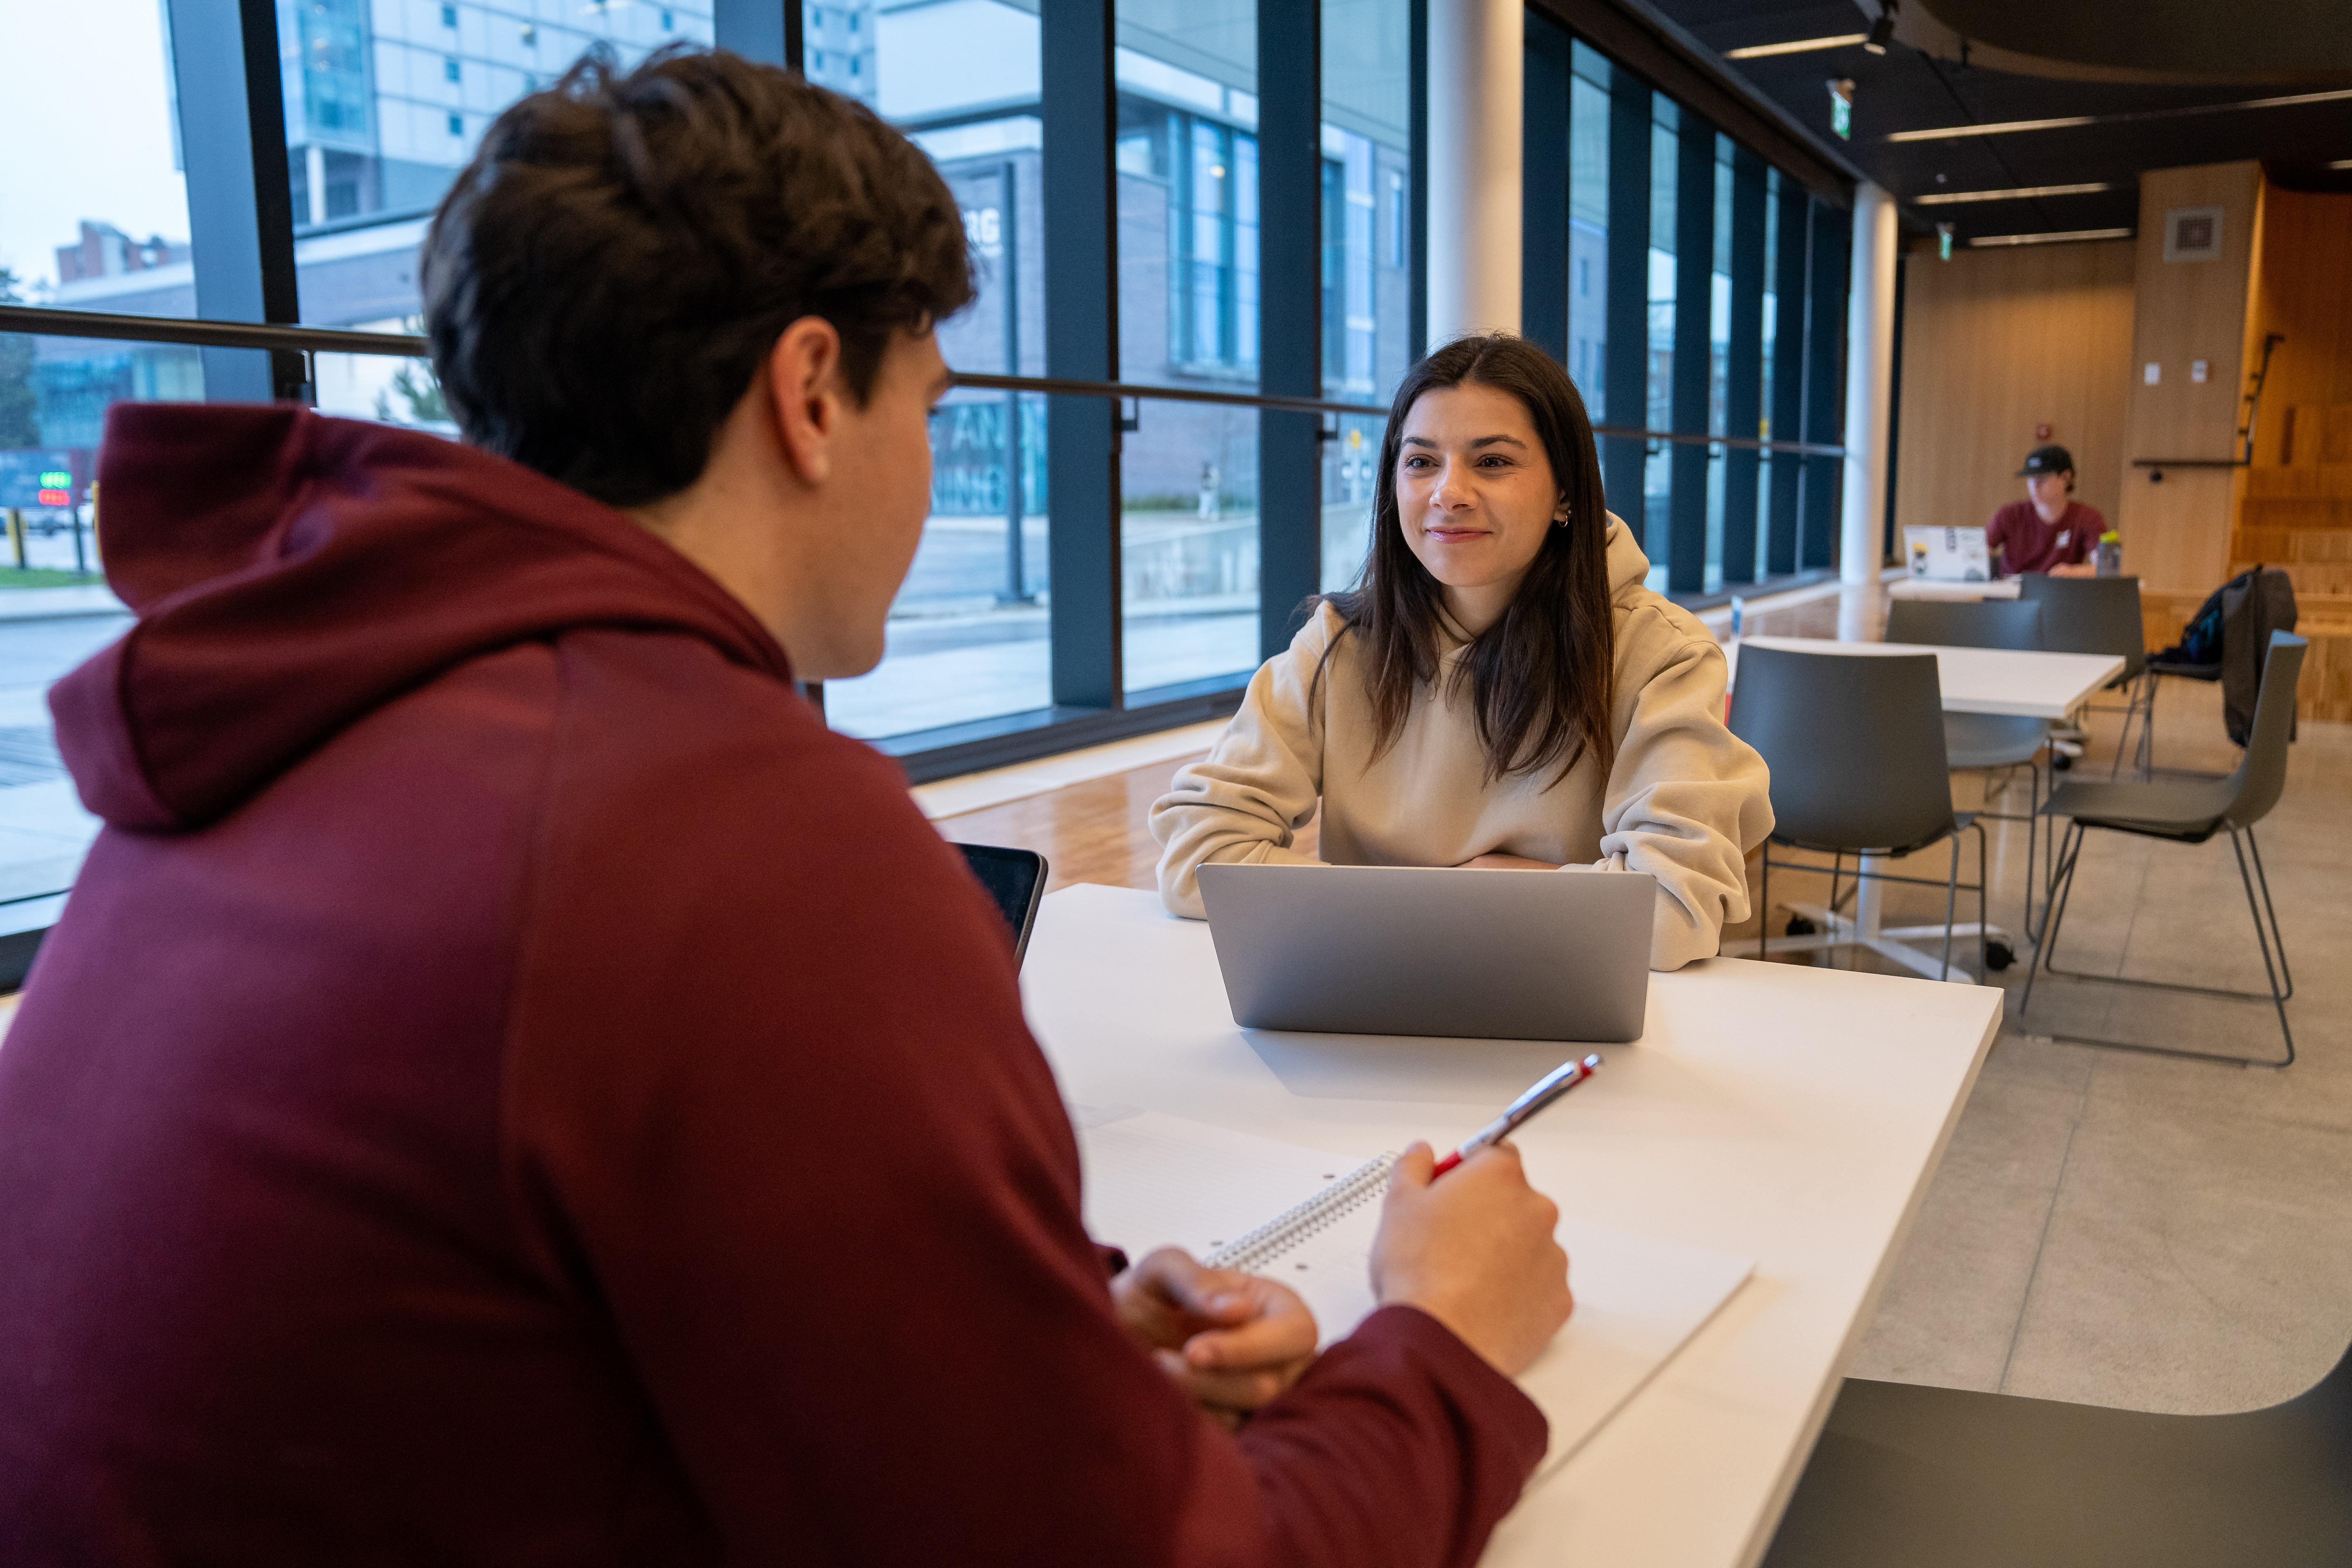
xmin=1425 ymin=0 xmax=1521 ymax=347
xmin=1841 ymin=181 xmax=1897 ymax=588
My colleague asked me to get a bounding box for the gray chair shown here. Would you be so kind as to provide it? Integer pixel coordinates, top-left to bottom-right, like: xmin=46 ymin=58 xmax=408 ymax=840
xmin=1730 ymin=645 xmax=1987 ymax=981
xmin=1761 ymin=1338 xmax=2352 ymax=1568
xmin=2021 ymin=632 xmax=2305 ymax=1068
xmin=2017 ymin=574 xmax=2152 ymax=778
xmin=1885 ymin=598 xmax=2051 ymax=948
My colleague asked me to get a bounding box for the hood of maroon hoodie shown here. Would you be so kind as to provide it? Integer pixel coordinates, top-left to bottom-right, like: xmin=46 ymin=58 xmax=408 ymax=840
xmin=52 ymin=403 xmax=795 ymax=832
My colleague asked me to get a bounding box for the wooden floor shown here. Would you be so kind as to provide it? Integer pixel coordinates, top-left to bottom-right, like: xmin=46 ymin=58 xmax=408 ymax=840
xmin=933 ymin=757 xmax=1320 ymax=896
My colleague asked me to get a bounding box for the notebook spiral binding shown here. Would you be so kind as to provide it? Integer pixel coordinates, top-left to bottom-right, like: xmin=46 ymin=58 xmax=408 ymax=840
xmin=1204 ymin=1152 xmax=1399 ymax=1275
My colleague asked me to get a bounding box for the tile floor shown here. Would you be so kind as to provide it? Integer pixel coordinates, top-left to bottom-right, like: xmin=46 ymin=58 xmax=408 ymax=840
xmin=1786 ymin=675 xmax=2352 ymax=1414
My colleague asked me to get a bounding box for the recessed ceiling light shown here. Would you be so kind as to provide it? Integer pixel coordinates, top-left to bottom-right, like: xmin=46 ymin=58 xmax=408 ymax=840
xmin=1916 ymin=181 xmax=2115 ymax=206
xmin=1725 ymin=34 xmax=1867 ymax=60
xmin=1890 ymin=86 xmax=2352 ymax=143
xmin=1968 ymin=228 xmax=2134 ymax=247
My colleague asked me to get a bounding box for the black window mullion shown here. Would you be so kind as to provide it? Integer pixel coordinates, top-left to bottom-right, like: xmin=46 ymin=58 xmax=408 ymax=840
xmin=1666 ymin=115 xmax=1713 ymax=595
xmin=1042 ymin=0 xmax=1122 ymax=707
xmin=1258 ymin=0 xmax=1323 ymax=659
xmin=1801 ymin=199 xmax=1849 ymax=572
xmin=1766 ymin=179 xmax=1809 ymax=575
xmin=168 ymin=0 xmax=303 ymax=401
xmin=1520 ymin=11 xmax=1570 ymax=365
xmin=1721 ymin=145 xmax=1765 ymax=587
xmin=1600 ymin=75 xmax=1650 ymax=533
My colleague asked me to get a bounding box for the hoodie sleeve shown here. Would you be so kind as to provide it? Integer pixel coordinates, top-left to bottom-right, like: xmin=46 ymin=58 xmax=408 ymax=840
xmin=1149 ymin=609 xmax=1337 ymax=919
xmin=1590 ymin=609 xmax=1775 ymax=970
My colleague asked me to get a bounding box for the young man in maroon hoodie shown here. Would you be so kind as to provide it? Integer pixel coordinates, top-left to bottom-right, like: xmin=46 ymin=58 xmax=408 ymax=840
xmin=0 ymin=47 xmax=1574 ymax=1566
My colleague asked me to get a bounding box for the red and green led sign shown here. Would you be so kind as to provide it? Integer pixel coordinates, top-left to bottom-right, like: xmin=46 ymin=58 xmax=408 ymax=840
xmin=36 ymin=470 xmax=70 ymax=507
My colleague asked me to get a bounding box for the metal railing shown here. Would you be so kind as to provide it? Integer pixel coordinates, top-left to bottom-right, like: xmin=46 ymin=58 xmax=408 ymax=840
xmin=2 ymin=304 xmax=1848 ymax=459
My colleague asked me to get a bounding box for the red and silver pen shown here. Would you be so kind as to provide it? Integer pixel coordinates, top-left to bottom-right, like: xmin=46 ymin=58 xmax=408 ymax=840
xmin=1431 ymin=1053 xmax=1603 ymax=1176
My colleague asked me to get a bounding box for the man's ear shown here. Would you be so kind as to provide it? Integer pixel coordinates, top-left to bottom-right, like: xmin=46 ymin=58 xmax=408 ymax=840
xmin=766 ymin=317 xmax=845 ymax=488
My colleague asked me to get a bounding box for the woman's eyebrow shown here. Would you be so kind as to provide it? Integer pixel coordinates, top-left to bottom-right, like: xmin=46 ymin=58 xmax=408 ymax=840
xmin=1399 ymin=433 xmax=1527 ymax=449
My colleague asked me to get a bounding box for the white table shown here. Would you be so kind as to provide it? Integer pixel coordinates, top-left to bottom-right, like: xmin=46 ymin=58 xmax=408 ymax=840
xmin=1886 ymin=576 xmax=2022 ymax=601
xmin=1023 ymin=884 xmax=2004 ymax=1568
xmin=1725 ymin=636 xmax=2122 ymax=721
xmin=1721 ymin=636 xmax=2125 ymax=982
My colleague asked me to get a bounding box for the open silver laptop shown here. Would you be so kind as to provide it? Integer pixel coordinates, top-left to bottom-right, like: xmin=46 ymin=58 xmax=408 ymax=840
xmin=1196 ymin=862 xmax=1656 ymax=1042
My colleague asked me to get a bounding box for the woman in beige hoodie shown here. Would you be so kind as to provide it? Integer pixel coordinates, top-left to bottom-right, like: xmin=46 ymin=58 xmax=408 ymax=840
xmin=1151 ymin=334 xmax=1773 ymax=971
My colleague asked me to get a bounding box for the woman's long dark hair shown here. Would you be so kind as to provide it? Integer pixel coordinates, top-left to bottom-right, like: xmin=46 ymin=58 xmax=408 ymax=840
xmin=1326 ymin=333 xmax=1616 ymax=787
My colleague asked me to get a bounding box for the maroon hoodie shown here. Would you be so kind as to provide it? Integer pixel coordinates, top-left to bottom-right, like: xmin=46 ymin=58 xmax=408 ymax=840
xmin=0 ymin=405 xmax=1545 ymax=1566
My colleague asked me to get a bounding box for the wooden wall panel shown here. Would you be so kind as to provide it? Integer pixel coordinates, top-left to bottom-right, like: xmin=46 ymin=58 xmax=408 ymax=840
xmin=1892 ymin=239 xmax=2135 ymax=540
xmin=2117 ymin=162 xmax=2263 ymax=597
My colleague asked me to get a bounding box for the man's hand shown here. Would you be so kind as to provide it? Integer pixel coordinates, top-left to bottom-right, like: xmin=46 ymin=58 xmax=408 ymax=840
xmin=1456 ymin=853 xmax=1561 ymax=871
xmin=1112 ymin=1247 xmax=1320 ymax=1428
xmin=2049 ymin=561 xmax=2099 ymax=578
xmin=1370 ymin=1142 xmax=1572 ymax=1376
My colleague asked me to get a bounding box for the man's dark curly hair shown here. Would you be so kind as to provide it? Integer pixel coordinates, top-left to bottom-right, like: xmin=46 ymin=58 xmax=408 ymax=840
xmin=420 ymin=46 xmax=975 ymax=507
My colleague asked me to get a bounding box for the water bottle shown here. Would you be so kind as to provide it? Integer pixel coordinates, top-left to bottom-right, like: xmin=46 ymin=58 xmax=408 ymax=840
xmin=2095 ymin=531 xmax=2122 ymax=577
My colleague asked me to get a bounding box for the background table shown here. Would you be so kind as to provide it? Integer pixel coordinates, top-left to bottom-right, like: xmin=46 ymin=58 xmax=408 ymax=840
xmin=1725 ymin=635 xmax=2122 ymax=721
xmin=1721 ymin=636 xmax=2125 ymax=980
xmin=1886 ymin=577 xmax=2022 ymax=601
xmin=1023 ymin=884 xmax=2003 ymax=1568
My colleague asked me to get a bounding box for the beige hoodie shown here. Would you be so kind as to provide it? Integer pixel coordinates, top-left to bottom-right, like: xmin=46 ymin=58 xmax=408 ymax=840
xmin=1150 ymin=515 xmax=1773 ymax=970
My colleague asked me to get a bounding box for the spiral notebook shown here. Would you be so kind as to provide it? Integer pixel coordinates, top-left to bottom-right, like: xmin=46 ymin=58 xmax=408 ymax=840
xmin=1076 ymin=1106 xmax=1754 ymax=1476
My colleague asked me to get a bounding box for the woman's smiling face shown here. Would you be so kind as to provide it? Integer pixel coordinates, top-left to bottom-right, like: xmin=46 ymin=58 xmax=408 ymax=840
xmin=1394 ymin=381 xmax=1565 ymax=634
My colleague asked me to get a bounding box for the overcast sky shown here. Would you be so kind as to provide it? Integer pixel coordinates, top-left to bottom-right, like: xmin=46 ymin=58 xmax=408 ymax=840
xmin=0 ymin=0 xmax=190 ymax=296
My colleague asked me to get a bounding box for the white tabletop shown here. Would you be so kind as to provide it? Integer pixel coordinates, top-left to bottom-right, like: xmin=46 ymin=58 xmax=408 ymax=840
xmin=1022 ymin=884 xmax=2002 ymax=1568
xmin=1885 ymin=576 xmax=2022 ymax=600
xmin=1726 ymin=635 xmax=2124 ymax=720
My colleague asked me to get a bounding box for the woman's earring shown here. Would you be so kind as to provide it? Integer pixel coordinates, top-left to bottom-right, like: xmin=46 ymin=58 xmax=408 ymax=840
xmin=1553 ymin=509 xmax=1571 ymax=529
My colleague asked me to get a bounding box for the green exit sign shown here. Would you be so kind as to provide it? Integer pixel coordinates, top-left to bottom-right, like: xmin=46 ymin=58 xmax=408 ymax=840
xmin=1828 ymin=79 xmax=1854 ymax=140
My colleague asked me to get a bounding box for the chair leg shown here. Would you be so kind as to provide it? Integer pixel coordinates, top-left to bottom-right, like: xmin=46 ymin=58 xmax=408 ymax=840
xmin=2020 ymin=820 xmax=2085 ymax=1017
xmin=2230 ymin=827 xmax=2295 ymax=1068
xmin=2245 ymin=827 xmax=2293 ymax=1001
xmin=1977 ymin=821 xmax=1989 ymax=977
xmin=1825 ymin=852 xmax=1840 ymax=928
xmin=2020 ymin=819 xmax=2293 ymax=1069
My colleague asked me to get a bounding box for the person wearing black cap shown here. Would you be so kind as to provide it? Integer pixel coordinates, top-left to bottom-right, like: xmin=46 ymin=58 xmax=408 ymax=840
xmin=1986 ymin=444 xmax=2104 ymax=579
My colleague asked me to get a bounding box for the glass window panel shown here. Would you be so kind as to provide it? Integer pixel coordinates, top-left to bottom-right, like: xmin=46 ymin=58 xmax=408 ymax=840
xmin=312 ymin=347 xmax=455 ymax=432
xmin=1644 ymin=101 xmax=1675 ymax=584
xmin=0 ymin=330 xmax=206 ymax=914
xmin=1322 ymin=414 xmax=1384 ymax=593
xmin=822 ymin=389 xmax=1051 ymax=739
xmin=849 ymin=8 xmax=1051 ymax=739
xmin=1122 ymin=400 xmax=1259 ymax=695
xmin=1758 ymin=168 xmax=1779 ymax=582
xmin=278 ymin=1 xmax=717 ymax=332
xmin=1567 ymin=71 xmax=1608 ymax=410
xmin=1705 ymin=134 xmax=1732 ymax=595
xmin=2 ymin=0 xmax=195 ymax=322
xmin=1117 ymin=0 xmax=1258 ymax=389
xmin=1321 ymin=0 xmax=1410 ymax=405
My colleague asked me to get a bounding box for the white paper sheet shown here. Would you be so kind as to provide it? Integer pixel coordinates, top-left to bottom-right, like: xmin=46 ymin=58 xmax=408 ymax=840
xmin=1077 ymin=1107 xmax=1754 ymax=1473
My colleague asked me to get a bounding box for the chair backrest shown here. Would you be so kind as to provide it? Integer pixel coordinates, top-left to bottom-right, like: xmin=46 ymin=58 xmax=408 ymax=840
xmin=2017 ymin=575 xmax=2145 ymax=679
xmin=1729 ymin=645 xmax=1956 ymax=854
xmin=2223 ymin=632 xmax=2307 ymax=830
xmin=1884 ymin=597 xmax=2044 ymax=652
